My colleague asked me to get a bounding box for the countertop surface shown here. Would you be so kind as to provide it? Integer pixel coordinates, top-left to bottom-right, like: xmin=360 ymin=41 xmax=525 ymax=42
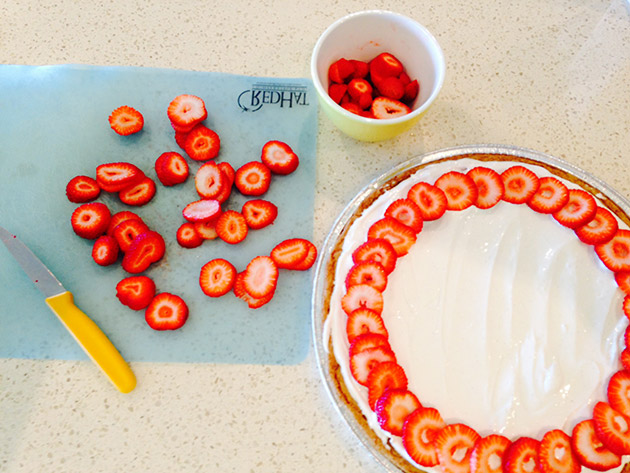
xmin=2 ymin=1 xmax=630 ymax=472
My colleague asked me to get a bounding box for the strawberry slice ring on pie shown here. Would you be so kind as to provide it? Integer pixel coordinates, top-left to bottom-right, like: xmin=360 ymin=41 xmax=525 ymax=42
xmin=313 ymin=146 xmax=630 ymax=473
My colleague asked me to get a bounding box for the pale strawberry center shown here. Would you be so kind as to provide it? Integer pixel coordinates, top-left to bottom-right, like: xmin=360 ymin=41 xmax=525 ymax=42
xmin=613 ymin=241 xmax=629 ymax=258
xmin=157 ymin=305 xmax=174 ymax=320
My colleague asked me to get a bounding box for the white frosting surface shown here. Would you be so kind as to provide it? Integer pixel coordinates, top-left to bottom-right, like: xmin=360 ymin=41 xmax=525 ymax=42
xmin=324 ymin=157 xmax=628 ymax=471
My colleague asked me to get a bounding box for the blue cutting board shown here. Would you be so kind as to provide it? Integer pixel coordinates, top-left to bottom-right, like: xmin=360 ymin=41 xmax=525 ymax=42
xmin=0 ymin=64 xmax=317 ymax=365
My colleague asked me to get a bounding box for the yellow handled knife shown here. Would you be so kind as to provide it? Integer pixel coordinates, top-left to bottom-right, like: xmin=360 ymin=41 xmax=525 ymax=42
xmin=0 ymin=225 xmax=136 ymax=393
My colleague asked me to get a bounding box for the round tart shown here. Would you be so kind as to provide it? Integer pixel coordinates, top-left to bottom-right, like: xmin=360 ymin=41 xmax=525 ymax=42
xmin=312 ymin=145 xmax=630 ymax=473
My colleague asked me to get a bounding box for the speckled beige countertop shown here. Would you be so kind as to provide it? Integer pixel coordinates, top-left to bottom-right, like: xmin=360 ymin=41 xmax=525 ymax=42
xmin=2 ymin=1 xmax=630 ymax=472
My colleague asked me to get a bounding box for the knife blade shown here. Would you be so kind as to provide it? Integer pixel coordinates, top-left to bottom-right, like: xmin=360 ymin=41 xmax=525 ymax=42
xmin=0 ymin=225 xmax=136 ymax=393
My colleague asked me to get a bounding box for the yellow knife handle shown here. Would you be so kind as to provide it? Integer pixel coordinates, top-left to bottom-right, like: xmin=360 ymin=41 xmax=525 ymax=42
xmin=45 ymin=291 xmax=137 ymax=393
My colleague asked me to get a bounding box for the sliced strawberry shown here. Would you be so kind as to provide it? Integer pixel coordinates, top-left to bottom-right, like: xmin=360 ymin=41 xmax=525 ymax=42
xmin=145 ymin=292 xmax=189 ymax=331
xmin=167 ymin=94 xmax=207 ymax=132
xmin=95 ymin=162 xmax=144 ymax=193
xmin=341 ymin=284 xmax=384 ymax=316
xmin=538 ymin=430 xmax=580 ymax=473
xmin=347 ymin=78 xmax=373 ymax=100
xmin=241 ymin=199 xmax=278 ymax=230
xmin=407 ymin=182 xmax=448 ymax=221
xmin=233 ymin=271 xmax=274 ymax=309
xmin=287 ymin=240 xmax=317 ymax=270
xmin=608 ymin=370 xmax=630 ymax=418
xmin=593 ymin=401 xmax=630 ymax=456
xmin=121 ymin=231 xmax=166 ymax=274
xmin=70 ymin=202 xmax=111 ymax=240
xmin=215 ymin=210 xmax=248 ymax=244
xmin=270 ymin=238 xmax=311 ymax=269
xmin=354 ymin=92 xmax=373 ymax=110
xmin=595 ymin=229 xmax=630 ymax=272
xmin=199 ymin=258 xmax=237 ymax=297
xmin=470 ymin=435 xmax=511 ymax=473
xmin=350 ymin=59 xmax=369 ymax=79
xmin=575 ymin=206 xmax=618 ymax=245
xmin=91 ymin=235 xmax=119 ymax=266
xmin=260 ymin=140 xmax=300 ymax=175
xmin=384 ymin=198 xmax=424 ymax=233
xmin=402 ymin=407 xmax=446 ymax=467
xmin=501 ymin=166 xmax=540 ymax=204
xmin=503 ymin=436 xmax=541 ymax=473
xmin=112 ymin=218 xmax=150 ymax=252
xmin=115 ymin=275 xmax=156 ymax=311
xmin=182 ymin=199 xmax=221 ymax=223
xmin=242 ymin=256 xmax=278 ymax=299
xmin=434 ymin=423 xmax=482 ymax=473
xmin=367 ymin=361 xmax=408 ymax=411
xmin=624 ymin=295 xmax=630 ymax=320
xmin=174 ymin=130 xmax=188 ymax=149
xmin=403 ymin=79 xmax=420 ymax=103
xmin=195 ymin=161 xmax=227 ymax=199
xmin=328 ymin=83 xmax=348 ymax=104
xmin=346 ymin=307 xmax=388 ymax=342
xmin=345 ymin=261 xmax=388 ymax=292
xmin=66 ymin=175 xmax=101 ymax=203
xmin=234 ymin=161 xmax=271 ymax=196
xmin=571 ymin=419 xmax=621 ymax=471
xmin=349 ymin=345 xmax=396 ymax=386
xmin=367 ymin=217 xmax=417 ymax=256
xmin=118 ymin=176 xmax=156 ymax=206
xmin=108 ymin=105 xmax=143 ymax=136
xmin=349 ymin=332 xmax=391 ymax=357
xmin=377 ymin=76 xmax=405 ymax=101
xmin=467 ymin=167 xmax=504 ymax=209
xmin=435 ymin=171 xmax=479 ymax=211
xmin=183 ymin=124 xmax=220 ymax=161
xmin=527 ymin=176 xmax=569 ymax=214
xmin=553 ymin=189 xmax=597 ymax=229
xmin=328 ymin=58 xmax=355 ymax=84
xmin=341 ymin=101 xmax=363 ymax=116
xmin=371 ymin=96 xmax=411 ymax=119
xmin=615 ymin=271 xmax=630 ymax=294
xmin=218 ymin=161 xmax=235 ymax=187
xmin=351 ymin=238 xmax=398 ymax=274
xmin=176 ymin=222 xmax=203 ymax=248
xmin=194 ymin=220 xmax=219 ymax=240
xmin=370 ymin=52 xmax=404 ymax=81
xmin=375 ymin=388 xmax=421 ymax=436
xmin=155 ymin=151 xmax=189 ymax=186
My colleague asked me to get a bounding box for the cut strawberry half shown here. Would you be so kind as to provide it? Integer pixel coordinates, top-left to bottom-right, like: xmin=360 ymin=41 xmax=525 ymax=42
xmin=218 ymin=161 xmax=235 ymax=187
xmin=260 ymin=140 xmax=300 ymax=175
xmin=195 ymin=161 xmax=227 ymax=200
xmin=575 ymin=206 xmax=618 ymax=245
xmin=553 ymin=189 xmax=597 ymax=229
xmin=608 ymin=370 xmax=630 ymax=418
xmin=375 ymin=388 xmax=421 ymax=436
xmin=167 ymin=94 xmax=207 ymax=132
xmin=66 ymin=175 xmax=101 ymax=203
xmin=113 ymin=218 xmax=150 ymax=252
xmin=571 ymin=419 xmax=621 ymax=471
xmin=402 ymin=407 xmax=446 ymax=467
xmin=233 ymin=271 xmax=274 ymax=309
xmin=351 ymin=238 xmax=398 ymax=274
xmin=155 ymin=151 xmax=189 ymax=186
xmin=367 ymin=361 xmax=408 ymax=411
xmin=434 ymin=423 xmax=482 ymax=473
xmin=403 ymin=79 xmax=420 ymax=103
xmin=407 ymin=182 xmax=448 ymax=221
xmin=341 ymin=284 xmax=384 ymax=316
xmin=466 ymin=167 xmax=505 ymax=209
xmin=346 ymin=307 xmax=389 ymax=342
xmin=121 ymin=231 xmax=166 ymax=274
xmin=615 ymin=271 xmax=630 ymax=294
xmin=435 ymin=171 xmax=479 ymax=211
xmin=116 ymin=275 xmax=156 ymax=311
xmin=527 ymin=176 xmax=569 ymax=214
xmin=377 ymin=76 xmax=405 ymax=101
xmin=371 ymin=96 xmax=411 ymax=119
xmin=176 ymin=222 xmax=203 ymax=249
xmin=328 ymin=58 xmax=355 ymax=84
xmin=501 ymin=166 xmax=540 ymax=204
xmin=595 ymin=229 xmax=630 ymax=272
xmin=242 ymin=256 xmax=278 ymax=299
xmin=350 ymin=59 xmax=369 ymax=79
xmin=470 ymin=435 xmax=511 ymax=473
xmin=199 ymin=258 xmax=237 ymax=298
xmin=118 ymin=176 xmax=156 ymax=206
xmin=503 ymin=436 xmax=541 ymax=473
xmin=70 ymin=202 xmax=111 ymax=240
xmin=96 ymin=162 xmax=144 ymax=193
xmin=241 ymin=199 xmax=278 ymax=230
xmin=91 ymin=235 xmax=119 ymax=266
xmin=234 ymin=161 xmax=272 ymax=196
xmin=370 ymin=52 xmax=404 ymax=81
xmin=384 ymin=198 xmax=424 ymax=233
xmin=108 ymin=105 xmax=144 ymax=136
xmin=538 ymin=430 xmax=580 ymax=473
xmin=345 ymin=261 xmax=388 ymax=292
xmin=349 ymin=332 xmax=391 ymax=357
xmin=349 ymin=345 xmax=396 ymax=386
xmin=145 ymin=292 xmax=189 ymax=331
xmin=194 ymin=220 xmax=219 ymax=240
xmin=347 ymin=78 xmax=373 ymax=100
xmin=107 ymin=210 xmax=142 ymax=236
xmin=182 ymin=199 xmax=221 ymax=223
xmin=183 ymin=124 xmax=220 ymax=161
xmin=270 ymin=238 xmax=311 ymax=269
xmin=329 ymin=83 xmax=348 ymax=104
xmin=367 ymin=217 xmax=417 ymax=256
xmin=215 ymin=210 xmax=248 ymax=244
xmin=593 ymin=401 xmax=630 ymax=456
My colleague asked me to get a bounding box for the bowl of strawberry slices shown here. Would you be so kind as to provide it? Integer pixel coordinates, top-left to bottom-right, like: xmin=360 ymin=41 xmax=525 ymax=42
xmin=311 ymin=10 xmax=445 ymax=142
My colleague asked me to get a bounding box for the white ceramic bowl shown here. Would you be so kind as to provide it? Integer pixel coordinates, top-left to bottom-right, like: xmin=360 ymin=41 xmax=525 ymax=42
xmin=311 ymin=10 xmax=445 ymax=142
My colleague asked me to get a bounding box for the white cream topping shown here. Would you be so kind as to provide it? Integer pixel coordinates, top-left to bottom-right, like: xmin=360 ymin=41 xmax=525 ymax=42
xmin=324 ymin=157 xmax=628 ymax=471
